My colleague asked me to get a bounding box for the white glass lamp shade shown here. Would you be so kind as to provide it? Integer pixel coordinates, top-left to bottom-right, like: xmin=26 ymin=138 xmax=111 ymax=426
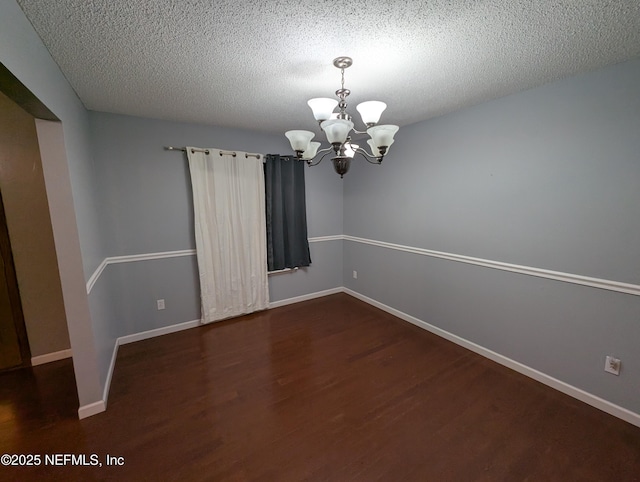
xmin=307 ymin=98 xmax=338 ymax=121
xmin=367 ymin=124 xmax=399 ymax=148
xmin=367 ymin=139 xmax=394 ymax=157
xmin=301 ymin=142 xmax=321 ymax=160
xmin=320 ymin=119 xmax=354 ymax=144
xmin=285 ymin=130 xmax=315 ymax=153
xmin=356 ymin=101 xmax=387 ymax=125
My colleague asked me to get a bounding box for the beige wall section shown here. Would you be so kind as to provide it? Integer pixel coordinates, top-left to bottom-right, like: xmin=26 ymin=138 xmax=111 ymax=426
xmin=0 ymin=91 xmax=70 ymax=357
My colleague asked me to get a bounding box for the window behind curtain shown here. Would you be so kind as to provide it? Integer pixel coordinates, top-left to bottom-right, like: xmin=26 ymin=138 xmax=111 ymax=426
xmin=264 ymin=154 xmax=311 ymax=271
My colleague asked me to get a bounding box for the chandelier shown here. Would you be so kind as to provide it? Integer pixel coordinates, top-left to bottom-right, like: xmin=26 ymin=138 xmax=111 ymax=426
xmin=285 ymin=56 xmax=399 ymax=178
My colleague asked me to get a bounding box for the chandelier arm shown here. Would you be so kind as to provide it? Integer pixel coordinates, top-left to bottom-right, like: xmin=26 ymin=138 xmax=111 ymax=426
xmin=350 ymin=145 xmax=382 ymax=162
xmin=306 ymin=148 xmax=334 ymax=167
xmin=351 ymin=127 xmax=369 ymax=135
xmin=362 ymin=154 xmax=384 ymax=165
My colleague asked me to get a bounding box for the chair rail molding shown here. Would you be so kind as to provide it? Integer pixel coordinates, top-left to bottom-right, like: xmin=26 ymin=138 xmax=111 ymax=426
xmin=343 ymin=235 xmax=640 ymax=297
xmin=86 ymin=236 xmax=343 ymax=294
xmin=87 ymin=235 xmax=640 ymax=297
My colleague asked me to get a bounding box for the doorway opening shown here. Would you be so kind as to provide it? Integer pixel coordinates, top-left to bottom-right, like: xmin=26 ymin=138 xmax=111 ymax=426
xmin=0 ymin=63 xmax=78 ymax=426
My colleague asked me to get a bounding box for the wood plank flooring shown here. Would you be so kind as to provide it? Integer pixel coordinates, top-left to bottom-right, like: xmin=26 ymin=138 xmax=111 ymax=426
xmin=1 ymin=293 xmax=639 ymax=481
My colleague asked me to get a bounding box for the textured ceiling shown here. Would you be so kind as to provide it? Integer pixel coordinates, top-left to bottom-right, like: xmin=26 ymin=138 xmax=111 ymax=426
xmin=16 ymin=0 xmax=640 ymax=135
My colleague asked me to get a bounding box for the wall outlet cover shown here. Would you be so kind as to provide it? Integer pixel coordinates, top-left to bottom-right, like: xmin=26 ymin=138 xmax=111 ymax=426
xmin=604 ymin=355 xmax=621 ymax=375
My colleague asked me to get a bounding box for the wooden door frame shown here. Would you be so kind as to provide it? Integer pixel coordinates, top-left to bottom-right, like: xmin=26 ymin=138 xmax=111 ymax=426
xmin=0 ymin=188 xmax=31 ymax=367
xmin=0 ymin=63 xmax=58 ymax=369
xmin=0 ymin=64 xmax=58 ymax=121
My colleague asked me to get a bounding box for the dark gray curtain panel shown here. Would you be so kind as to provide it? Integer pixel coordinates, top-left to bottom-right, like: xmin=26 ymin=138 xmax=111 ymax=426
xmin=264 ymin=155 xmax=311 ymax=271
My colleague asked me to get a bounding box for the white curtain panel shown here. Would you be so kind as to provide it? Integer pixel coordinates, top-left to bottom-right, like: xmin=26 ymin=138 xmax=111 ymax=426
xmin=187 ymin=148 xmax=269 ymax=323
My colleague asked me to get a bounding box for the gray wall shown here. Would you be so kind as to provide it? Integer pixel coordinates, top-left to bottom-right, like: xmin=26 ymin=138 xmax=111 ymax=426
xmin=343 ymin=58 xmax=640 ymax=414
xmin=88 ymin=111 xmax=343 ymax=340
xmin=1 ymin=0 xmax=104 ymax=406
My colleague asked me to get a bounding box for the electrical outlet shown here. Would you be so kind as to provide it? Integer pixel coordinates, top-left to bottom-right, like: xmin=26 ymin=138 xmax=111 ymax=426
xmin=604 ymin=355 xmax=621 ymax=376
xmin=353 ymin=270 xmax=358 ymax=279
xmin=157 ymin=299 xmax=165 ymax=310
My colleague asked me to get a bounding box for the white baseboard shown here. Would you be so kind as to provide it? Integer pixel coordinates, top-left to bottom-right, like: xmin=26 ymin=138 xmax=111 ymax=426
xmin=78 ymin=400 xmax=106 ymax=419
xmin=344 ymin=288 xmax=640 ymax=428
xmin=31 ymin=348 xmax=72 ymax=366
xmin=98 ymin=319 xmax=202 ymax=415
xmin=102 ymin=340 xmax=119 ymax=407
xmin=269 ymin=287 xmax=343 ymax=308
xmin=118 ymin=319 xmax=201 ymax=346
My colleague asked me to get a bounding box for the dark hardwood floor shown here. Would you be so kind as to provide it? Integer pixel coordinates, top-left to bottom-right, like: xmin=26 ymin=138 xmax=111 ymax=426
xmin=1 ymin=293 xmax=639 ymax=481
